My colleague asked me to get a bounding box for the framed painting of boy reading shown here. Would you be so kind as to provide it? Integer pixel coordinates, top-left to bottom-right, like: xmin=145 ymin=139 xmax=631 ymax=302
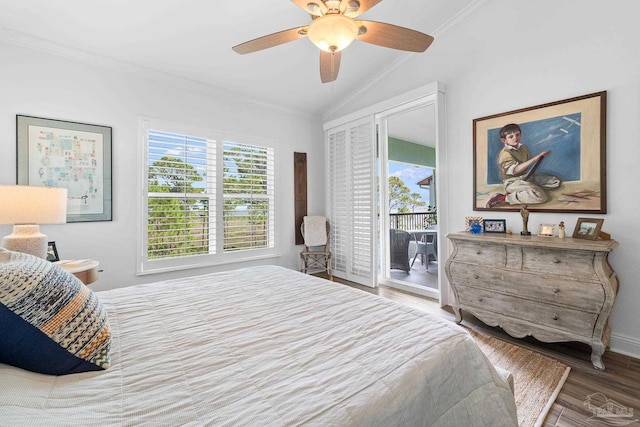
xmin=473 ymin=91 xmax=607 ymax=213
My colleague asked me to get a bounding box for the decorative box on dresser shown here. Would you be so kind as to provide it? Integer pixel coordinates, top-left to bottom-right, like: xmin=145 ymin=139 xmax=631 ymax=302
xmin=445 ymin=232 xmax=618 ymax=370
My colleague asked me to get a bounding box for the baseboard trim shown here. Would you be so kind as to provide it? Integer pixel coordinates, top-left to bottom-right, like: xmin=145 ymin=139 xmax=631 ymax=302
xmin=610 ymin=333 xmax=640 ymax=360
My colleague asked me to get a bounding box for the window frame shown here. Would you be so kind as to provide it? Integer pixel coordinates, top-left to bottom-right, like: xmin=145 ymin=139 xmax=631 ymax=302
xmin=138 ymin=116 xmax=279 ymax=275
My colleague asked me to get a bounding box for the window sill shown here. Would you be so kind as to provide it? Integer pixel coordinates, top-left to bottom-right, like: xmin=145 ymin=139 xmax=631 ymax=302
xmin=137 ymin=252 xmax=281 ymax=276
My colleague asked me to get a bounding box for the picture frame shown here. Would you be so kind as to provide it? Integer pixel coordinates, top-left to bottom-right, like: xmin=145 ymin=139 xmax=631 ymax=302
xmin=465 ymin=216 xmax=484 ymax=232
xmin=46 ymin=241 xmax=60 ymax=262
xmin=539 ymin=223 xmax=556 ymax=237
xmin=572 ymin=217 xmax=604 ymax=240
xmin=17 ymin=115 xmax=113 ymax=222
xmin=473 ymin=91 xmax=607 ymax=213
xmin=483 ymin=219 xmax=507 ymax=234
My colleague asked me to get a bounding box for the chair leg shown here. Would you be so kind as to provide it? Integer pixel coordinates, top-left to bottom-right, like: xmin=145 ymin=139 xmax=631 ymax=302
xmin=325 ymin=255 xmax=332 ymax=280
xmin=411 ymin=252 xmax=419 ymax=268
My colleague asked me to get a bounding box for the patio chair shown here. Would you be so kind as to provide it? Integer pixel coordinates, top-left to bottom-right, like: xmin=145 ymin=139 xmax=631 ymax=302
xmin=411 ymin=233 xmax=437 ymax=270
xmin=390 ymin=229 xmax=411 ymax=272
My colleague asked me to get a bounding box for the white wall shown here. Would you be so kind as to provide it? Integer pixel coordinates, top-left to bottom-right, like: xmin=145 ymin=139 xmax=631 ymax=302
xmin=328 ymin=0 xmax=640 ymax=358
xmin=2 ymin=0 xmax=639 ymax=359
xmin=0 ymin=41 xmax=326 ymax=291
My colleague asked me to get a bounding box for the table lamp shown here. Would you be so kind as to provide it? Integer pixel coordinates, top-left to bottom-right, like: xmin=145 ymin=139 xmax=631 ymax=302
xmin=0 ymin=185 xmax=68 ymax=258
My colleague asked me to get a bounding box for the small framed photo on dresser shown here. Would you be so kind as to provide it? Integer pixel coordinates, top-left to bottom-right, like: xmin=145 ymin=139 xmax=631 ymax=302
xmin=465 ymin=216 xmax=483 ymax=231
xmin=572 ymin=217 xmax=604 ymax=240
xmin=483 ymin=219 xmax=506 ymax=233
xmin=539 ymin=224 xmax=556 ymax=237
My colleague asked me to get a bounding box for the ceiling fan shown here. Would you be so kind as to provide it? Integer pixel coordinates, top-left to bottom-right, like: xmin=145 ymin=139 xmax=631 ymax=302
xmin=232 ymin=0 xmax=434 ymax=83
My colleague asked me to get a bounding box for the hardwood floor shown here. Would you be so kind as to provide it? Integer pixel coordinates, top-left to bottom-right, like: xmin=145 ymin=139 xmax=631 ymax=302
xmin=319 ymin=274 xmax=640 ymax=427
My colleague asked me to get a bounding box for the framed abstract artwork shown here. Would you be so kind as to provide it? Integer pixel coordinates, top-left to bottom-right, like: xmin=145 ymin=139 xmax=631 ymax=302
xmin=17 ymin=115 xmax=112 ymax=222
xmin=473 ymin=91 xmax=607 ymax=213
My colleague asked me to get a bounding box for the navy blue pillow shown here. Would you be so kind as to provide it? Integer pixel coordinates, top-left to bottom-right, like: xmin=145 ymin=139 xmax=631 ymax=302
xmin=0 ymin=249 xmax=111 ymax=375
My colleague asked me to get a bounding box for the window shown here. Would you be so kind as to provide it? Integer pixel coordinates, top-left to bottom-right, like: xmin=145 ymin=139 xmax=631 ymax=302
xmin=222 ymin=141 xmax=275 ymax=252
xmin=139 ymin=117 xmax=276 ymax=274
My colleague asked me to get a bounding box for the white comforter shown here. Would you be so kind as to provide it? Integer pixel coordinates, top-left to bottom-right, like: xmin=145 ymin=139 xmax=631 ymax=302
xmin=0 ymin=265 xmax=517 ymax=426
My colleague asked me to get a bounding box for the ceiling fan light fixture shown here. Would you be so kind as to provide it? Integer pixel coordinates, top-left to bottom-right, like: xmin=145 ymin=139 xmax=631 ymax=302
xmin=306 ymin=3 xmax=320 ymax=14
xmin=307 ymin=14 xmax=358 ymax=52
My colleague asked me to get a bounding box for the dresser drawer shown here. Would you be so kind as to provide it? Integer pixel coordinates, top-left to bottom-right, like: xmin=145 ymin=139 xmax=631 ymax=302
xmin=448 ymin=263 xmax=605 ymax=313
xmin=453 ymin=241 xmax=506 ymax=268
xmin=456 ymin=286 xmax=598 ymax=338
xmin=521 ymin=246 xmax=599 ymax=282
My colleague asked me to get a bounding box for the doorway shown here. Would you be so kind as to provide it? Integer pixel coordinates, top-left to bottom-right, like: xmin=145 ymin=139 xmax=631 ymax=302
xmin=377 ymin=103 xmax=440 ymax=300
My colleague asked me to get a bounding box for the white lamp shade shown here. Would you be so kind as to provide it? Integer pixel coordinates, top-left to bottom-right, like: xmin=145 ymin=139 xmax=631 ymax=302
xmin=0 ymin=185 xmax=68 ymax=258
xmin=307 ymin=14 xmax=359 ymax=52
xmin=0 ymin=185 xmax=68 ymax=225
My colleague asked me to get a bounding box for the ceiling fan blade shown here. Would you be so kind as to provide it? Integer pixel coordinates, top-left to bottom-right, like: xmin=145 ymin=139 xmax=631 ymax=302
xmin=357 ymin=20 xmax=434 ymax=52
xmin=290 ymin=0 xmax=327 ymax=16
xmin=320 ymin=50 xmax=341 ymax=83
xmin=344 ymin=0 xmax=382 ymax=18
xmin=232 ymin=27 xmax=308 ymax=54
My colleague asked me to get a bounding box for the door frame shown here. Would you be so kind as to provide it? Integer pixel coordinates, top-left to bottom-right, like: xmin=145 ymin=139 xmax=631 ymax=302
xmin=376 ymin=99 xmax=440 ymax=300
xmin=323 ymin=81 xmax=450 ymax=306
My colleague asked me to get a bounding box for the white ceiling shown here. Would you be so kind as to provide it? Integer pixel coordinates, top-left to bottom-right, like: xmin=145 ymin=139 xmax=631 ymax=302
xmin=0 ymin=0 xmax=475 ymax=120
xmin=387 ymin=104 xmax=436 ymax=147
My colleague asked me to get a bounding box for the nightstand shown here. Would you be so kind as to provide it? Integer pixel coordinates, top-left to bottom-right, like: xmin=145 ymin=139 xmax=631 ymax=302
xmin=55 ymin=260 xmax=100 ymax=286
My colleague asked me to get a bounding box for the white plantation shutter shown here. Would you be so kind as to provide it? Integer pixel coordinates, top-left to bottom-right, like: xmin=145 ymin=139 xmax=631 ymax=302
xmin=349 ymin=121 xmax=374 ymax=278
xmin=222 ymin=141 xmax=275 ymax=252
xmin=328 ymin=129 xmax=348 ymax=274
xmin=146 ymin=129 xmax=217 ymax=260
xmin=139 ymin=117 xmax=277 ymax=274
xmin=327 ymin=116 xmax=375 ymax=286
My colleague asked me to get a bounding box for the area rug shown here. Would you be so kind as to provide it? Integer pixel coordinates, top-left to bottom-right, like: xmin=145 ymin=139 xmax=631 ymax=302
xmin=465 ymin=327 xmax=571 ymax=427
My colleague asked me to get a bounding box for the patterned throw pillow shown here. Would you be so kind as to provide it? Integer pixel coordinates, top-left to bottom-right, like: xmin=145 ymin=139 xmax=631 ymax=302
xmin=0 ymin=248 xmax=110 ymax=375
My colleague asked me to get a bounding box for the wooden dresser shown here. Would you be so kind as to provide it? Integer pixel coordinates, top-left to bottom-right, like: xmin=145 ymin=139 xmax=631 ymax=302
xmin=445 ymin=232 xmax=618 ymax=370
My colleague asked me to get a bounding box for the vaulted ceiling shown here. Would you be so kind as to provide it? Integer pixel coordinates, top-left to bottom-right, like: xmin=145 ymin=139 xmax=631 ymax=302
xmin=0 ymin=0 xmax=475 ymax=118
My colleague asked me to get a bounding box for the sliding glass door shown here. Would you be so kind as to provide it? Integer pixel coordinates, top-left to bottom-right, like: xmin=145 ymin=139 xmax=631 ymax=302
xmin=376 ymin=102 xmax=440 ymax=299
xmin=323 ymin=82 xmax=450 ymax=305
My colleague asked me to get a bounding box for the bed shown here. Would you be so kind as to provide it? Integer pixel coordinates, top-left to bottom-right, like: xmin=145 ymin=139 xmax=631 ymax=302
xmin=1 ymin=264 xmax=517 ymax=426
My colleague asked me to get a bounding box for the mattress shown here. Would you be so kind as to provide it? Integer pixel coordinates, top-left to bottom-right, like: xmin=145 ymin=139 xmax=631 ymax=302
xmin=0 ymin=265 xmax=517 ymax=426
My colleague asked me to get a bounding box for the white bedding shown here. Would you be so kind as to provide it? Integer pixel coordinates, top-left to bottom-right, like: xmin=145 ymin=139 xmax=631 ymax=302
xmin=0 ymin=265 xmax=517 ymax=426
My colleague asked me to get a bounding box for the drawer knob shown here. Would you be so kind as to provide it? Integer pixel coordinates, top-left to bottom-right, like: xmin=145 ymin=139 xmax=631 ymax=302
xmin=552 ymin=259 xmax=561 ymax=264
xmin=553 ymin=288 xmax=560 ymax=294
xmin=553 ymin=315 xmax=559 ymax=320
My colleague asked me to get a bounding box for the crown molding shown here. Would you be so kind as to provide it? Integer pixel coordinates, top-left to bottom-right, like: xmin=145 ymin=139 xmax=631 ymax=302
xmin=0 ymin=27 xmax=317 ymax=122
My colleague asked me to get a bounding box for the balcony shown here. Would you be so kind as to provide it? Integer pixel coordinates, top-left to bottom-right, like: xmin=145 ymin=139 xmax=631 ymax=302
xmin=389 ymin=210 xmax=437 ymax=230
xmin=388 ymin=210 xmax=438 ymax=291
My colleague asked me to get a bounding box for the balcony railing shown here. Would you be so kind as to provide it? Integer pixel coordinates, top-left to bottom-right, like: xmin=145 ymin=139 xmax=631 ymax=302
xmin=390 ymin=210 xmax=437 ymax=230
